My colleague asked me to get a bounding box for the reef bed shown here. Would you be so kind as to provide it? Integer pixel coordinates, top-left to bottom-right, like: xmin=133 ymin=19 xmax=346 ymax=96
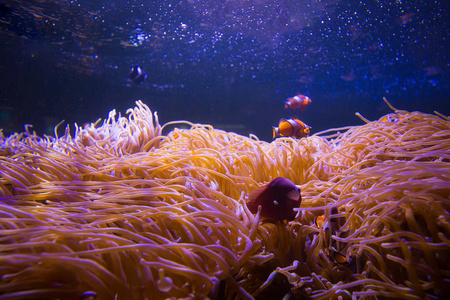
xmin=0 ymin=100 xmax=449 ymax=299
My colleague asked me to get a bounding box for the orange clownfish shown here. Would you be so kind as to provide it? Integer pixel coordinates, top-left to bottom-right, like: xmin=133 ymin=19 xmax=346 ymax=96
xmin=314 ymin=206 xmax=349 ymax=264
xmin=379 ymin=114 xmax=404 ymax=123
xmin=315 ymin=206 xmax=345 ymax=232
xmin=285 ymin=94 xmax=311 ymax=112
xmin=330 ymin=247 xmax=348 ymax=264
xmin=246 ymin=177 xmax=301 ymax=221
xmin=273 ymin=117 xmax=311 ymax=139
xmin=314 ymin=215 xmax=325 ymax=229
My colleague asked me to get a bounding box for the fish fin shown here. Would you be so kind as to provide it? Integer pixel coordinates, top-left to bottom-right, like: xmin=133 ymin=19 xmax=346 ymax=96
xmin=272 ymin=127 xmax=278 ymax=139
xmin=286 ymin=189 xmax=300 ymax=201
xmin=332 ymin=249 xmax=348 ymax=264
xmin=247 ymin=185 xmax=268 ymax=204
xmin=278 ymin=119 xmax=289 ymax=128
xmin=267 ymin=177 xmax=284 ymax=185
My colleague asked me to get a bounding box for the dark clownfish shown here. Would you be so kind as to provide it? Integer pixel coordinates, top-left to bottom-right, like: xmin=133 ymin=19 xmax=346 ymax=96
xmin=129 ymin=65 xmax=147 ymax=83
xmin=246 ymin=177 xmax=301 ymax=221
xmin=285 ymin=94 xmax=311 ymax=112
xmin=273 ymin=117 xmax=311 ymax=139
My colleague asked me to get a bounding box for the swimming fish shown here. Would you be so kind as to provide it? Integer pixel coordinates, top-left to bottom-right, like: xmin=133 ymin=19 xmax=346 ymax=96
xmin=314 ymin=215 xmax=325 ymax=229
xmin=285 ymin=94 xmax=311 ymax=112
xmin=379 ymin=114 xmax=404 ymax=123
xmin=315 ymin=206 xmax=345 ymax=232
xmin=396 ymin=12 xmax=414 ymax=26
xmin=273 ymin=117 xmax=311 ymax=139
xmin=246 ymin=177 xmax=301 ymax=221
xmin=330 ymin=247 xmax=348 ymax=264
xmin=129 ymin=65 xmax=147 ymax=83
xmin=314 ymin=205 xmax=347 ymax=263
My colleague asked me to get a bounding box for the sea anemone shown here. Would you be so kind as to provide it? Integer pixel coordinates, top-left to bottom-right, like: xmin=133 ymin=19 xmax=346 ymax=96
xmin=0 ymin=99 xmax=449 ymax=299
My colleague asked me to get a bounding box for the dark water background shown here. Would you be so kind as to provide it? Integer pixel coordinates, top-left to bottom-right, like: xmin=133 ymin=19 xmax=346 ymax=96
xmin=0 ymin=0 xmax=448 ymax=141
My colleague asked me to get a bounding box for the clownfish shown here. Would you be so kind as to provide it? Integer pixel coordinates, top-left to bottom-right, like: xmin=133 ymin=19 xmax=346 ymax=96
xmin=273 ymin=117 xmax=311 ymax=139
xmin=315 ymin=206 xmax=345 ymax=232
xmin=285 ymin=94 xmax=311 ymax=112
xmin=330 ymin=247 xmax=348 ymax=264
xmin=315 ymin=221 xmax=348 ymax=264
xmin=314 ymin=215 xmax=325 ymax=229
xmin=129 ymin=65 xmax=147 ymax=83
xmin=314 ymin=205 xmax=348 ymax=263
xmin=396 ymin=12 xmax=414 ymax=26
xmin=379 ymin=114 xmax=404 ymax=123
xmin=246 ymin=177 xmax=301 ymax=221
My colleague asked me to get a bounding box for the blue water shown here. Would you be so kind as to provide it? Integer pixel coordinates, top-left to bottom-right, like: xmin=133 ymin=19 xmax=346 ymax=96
xmin=0 ymin=0 xmax=448 ymax=141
